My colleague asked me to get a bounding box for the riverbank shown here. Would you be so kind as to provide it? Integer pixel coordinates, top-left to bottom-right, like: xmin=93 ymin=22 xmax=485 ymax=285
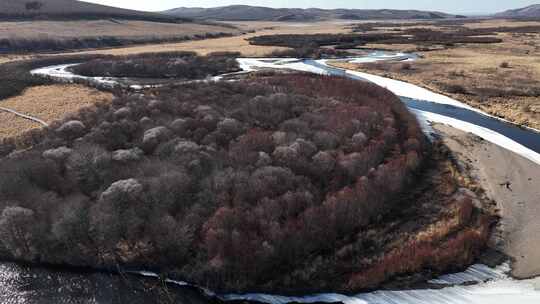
xmin=433 ymin=124 xmax=540 ymax=279
xmin=327 ymin=21 xmax=540 ymax=131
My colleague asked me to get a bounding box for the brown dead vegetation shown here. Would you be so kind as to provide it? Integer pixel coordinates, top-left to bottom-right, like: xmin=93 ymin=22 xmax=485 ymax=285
xmin=0 ymin=19 xmax=240 ymax=54
xmin=0 ymin=84 xmax=113 ymax=139
xmin=330 ymin=19 xmax=540 ymax=130
xmin=0 ymin=111 xmax=41 ymax=139
xmin=67 ymin=21 xmax=350 ymax=57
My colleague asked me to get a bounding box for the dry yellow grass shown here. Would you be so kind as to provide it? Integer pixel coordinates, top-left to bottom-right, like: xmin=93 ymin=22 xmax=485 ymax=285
xmin=0 ymin=20 xmax=239 ymax=39
xmin=0 ymin=84 xmax=113 ymax=139
xmin=72 ymin=34 xmax=289 ymax=57
xmin=69 ymin=21 xmax=350 ymax=57
xmin=0 ymin=21 xmax=350 ymax=59
xmin=1 ymin=84 xmax=113 ymax=124
xmin=331 ymin=20 xmax=540 ymax=130
xmin=464 ymin=19 xmax=540 ymax=29
xmin=0 ymin=111 xmax=41 ymax=139
xmin=0 ymin=54 xmax=34 ymax=65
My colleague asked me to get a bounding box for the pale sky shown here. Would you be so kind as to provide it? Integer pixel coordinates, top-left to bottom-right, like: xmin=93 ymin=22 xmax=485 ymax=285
xmin=83 ymin=0 xmax=538 ymax=15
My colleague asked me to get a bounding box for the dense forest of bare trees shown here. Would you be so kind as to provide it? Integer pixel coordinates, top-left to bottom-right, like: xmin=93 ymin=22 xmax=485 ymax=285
xmin=0 ymin=73 xmax=430 ymax=292
xmin=248 ymin=28 xmax=503 ymax=53
xmin=70 ymin=51 xmax=241 ymax=79
xmin=0 ymin=32 xmax=233 ymax=54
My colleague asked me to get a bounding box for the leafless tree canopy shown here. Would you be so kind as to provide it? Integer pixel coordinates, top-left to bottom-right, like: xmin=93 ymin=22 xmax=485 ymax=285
xmin=0 ymin=74 xmax=426 ymax=293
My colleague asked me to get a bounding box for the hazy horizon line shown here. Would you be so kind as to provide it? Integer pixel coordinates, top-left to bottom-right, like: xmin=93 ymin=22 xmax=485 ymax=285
xmin=158 ymin=5 xmax=494 ymax=16
xmin=81 ymin=0 xmax=537 ymax=15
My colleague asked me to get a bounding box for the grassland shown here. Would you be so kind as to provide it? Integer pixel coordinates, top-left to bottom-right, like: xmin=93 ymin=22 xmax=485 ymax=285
xmin=330 ymin=19 xmax=540 ymax=130
xmin=0 ymin=84 xmax=113 ymax=139
xmin=68 ymin=21 xmax=350 ymax=57
xmin=0 ymin=20 xmax=237 ymax=40
xmin=0 ymin=0 xmax=177 ymax=22
xmin=0 ymin=21 xmax=349 ymax=60
xmin=0 ymin=19 xmax=240 ymax=53
xmin=0 ymin=111 xmax=41 ymax=139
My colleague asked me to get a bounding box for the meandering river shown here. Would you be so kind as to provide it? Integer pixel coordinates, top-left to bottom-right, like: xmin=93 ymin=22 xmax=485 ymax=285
xmin=6 ymin=52 xmax=540 ymax=303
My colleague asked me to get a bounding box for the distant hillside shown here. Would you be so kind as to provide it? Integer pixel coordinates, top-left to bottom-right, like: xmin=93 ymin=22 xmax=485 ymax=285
xmin=0 ymin=0 xmax=180 ymax=22
xmin=163 ymin=5 xmax=459 ymax=21
xmin=495 ymin=4 xmax=540 ymax=18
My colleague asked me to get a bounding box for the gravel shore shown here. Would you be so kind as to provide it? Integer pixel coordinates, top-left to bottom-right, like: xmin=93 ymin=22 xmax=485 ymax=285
xmin=434 ymin=124 xmax=540 ymax=279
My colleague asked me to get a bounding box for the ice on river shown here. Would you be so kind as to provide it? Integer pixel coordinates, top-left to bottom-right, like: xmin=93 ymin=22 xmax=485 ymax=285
xmin=237 ymin=58 xmax=330 ymax=74
xmin=222 ymin=278 xmax=540 ymax=304
xmin=221 ymin=263 xmax=540 ymax=304
xmin=412 ymin=109 xmax=540 ymax=165
xmin=31 ymin=63 xmax=119 ymax=87
xmin=31 ymin=63 xmax=160 ymax=89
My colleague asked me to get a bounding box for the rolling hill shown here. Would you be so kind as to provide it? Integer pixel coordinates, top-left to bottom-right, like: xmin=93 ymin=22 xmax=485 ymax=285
xmin=495 ymin=4 xmax=540 ymax=18
xmin=163 ymin=5 xmax=459 ymax=21
xmin=0 ymin=0 xmax=180 ymax=22
xmin=0 ymin=0 xmax=241 ymax=53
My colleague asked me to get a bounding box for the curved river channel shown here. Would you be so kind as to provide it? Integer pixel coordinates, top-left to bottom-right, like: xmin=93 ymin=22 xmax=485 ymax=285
xmin=4 ymin=52 xmax=539 ymax=303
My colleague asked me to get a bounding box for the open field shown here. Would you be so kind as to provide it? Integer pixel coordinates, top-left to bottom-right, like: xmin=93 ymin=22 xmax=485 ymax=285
xmin=68 ymin=21 xmax=351 ymax=57
xmin=0 ymin=57 xmax=12 ymax=64
xmin=0 ymin=84 xmax=113 ymax=139
xmin=0 ymin=20 xmax=238 ymax=40
xmin=465 ymin=19 xmax=540 ymax=28
xmin=0 ymin=19 xmax=240 ymax=53
xmin=330 ymin=19 xmax=540 ymax=130
xmin=0 ymin=0 xmax=178 ymax=22
xmin=0 ymin=54 xmax=34 ymax=64
xmin=0 ymin=111 xmax=41 ymax=139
